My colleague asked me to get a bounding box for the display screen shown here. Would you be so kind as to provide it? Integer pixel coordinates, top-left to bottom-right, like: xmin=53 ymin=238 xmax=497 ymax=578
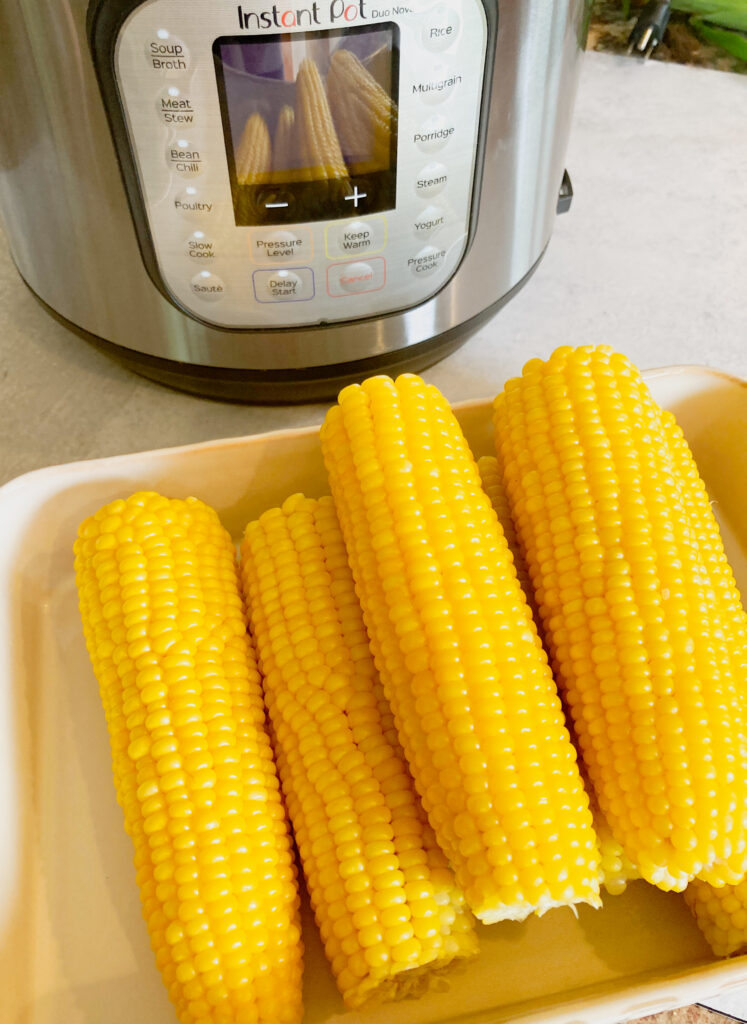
xmin=213 ymin=26 xmax=399 ymax=227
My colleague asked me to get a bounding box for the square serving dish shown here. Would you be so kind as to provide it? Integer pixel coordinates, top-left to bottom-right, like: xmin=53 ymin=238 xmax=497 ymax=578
xmin=2 ymin=366 xmax=747 ymax=1024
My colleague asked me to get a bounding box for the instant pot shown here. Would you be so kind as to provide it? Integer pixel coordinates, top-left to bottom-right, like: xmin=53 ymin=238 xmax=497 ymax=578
xmin=0 ymin=0 xmax=588 ymax=401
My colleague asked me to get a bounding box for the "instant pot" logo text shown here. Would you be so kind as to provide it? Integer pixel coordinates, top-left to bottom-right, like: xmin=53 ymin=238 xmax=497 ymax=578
xmin=237 ymin=0 xmax=369 ymax=29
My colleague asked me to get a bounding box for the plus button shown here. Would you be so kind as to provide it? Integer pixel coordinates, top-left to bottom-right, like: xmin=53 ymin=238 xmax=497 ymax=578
xmin=344 ymin=185 xmax=367 ymax=208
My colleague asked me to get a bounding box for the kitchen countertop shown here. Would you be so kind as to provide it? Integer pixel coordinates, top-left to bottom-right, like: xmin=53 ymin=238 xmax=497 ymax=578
xmin=2 ymin=50 xmax=747 ymax=1024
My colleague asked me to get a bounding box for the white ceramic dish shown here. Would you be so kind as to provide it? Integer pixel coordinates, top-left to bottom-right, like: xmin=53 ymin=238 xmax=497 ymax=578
xmin=2 ymin=366 xmax=747 ymax=1024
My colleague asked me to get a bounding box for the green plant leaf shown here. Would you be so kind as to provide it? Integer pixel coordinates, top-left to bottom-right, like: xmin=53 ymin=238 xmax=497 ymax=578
xmin=690 ymin=17 xmax=747 ymax=58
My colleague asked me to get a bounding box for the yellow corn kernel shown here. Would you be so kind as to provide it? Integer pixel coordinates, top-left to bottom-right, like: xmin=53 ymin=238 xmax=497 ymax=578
xmin=326 ymin=48 xmax=397 ymax=175
xmin=493 ymin=345 xmax=747 ymax=892
xmin=240 ymin=494 xmax=477 ymax=1010
xmin=295 ymin=58 xmax=349 ymax=182
xmin=74 ymin=492 xmax=303 ymax=1024
xmin=477 ymin=455 xmax=533 ymax=599
xmin=235 ymin=112 xmax=272 ymax=185
xmin=686 ymin=877 xmax=747 ymax=957
xmin=320 ymin=374 xmax=601 ymax=925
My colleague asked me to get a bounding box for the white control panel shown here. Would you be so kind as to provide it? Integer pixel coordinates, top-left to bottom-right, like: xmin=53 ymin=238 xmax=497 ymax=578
xmin=114 ymin=0 xmax=488 ymax=328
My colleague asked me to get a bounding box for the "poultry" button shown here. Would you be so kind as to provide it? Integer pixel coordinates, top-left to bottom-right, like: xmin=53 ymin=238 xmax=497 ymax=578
xmin=327 ymin=258 xmax=386 ymax=297
xmin=253 ymin=267 xmax=315 ymax=302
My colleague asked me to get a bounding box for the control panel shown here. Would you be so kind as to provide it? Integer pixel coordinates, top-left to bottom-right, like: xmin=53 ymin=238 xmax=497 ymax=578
xmin=109 ymin=0 xmax=488 ymax=328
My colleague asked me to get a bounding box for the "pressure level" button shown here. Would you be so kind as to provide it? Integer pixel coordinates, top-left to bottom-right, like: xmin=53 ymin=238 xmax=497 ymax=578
xmin=253 ymin=268 xmax=314 ymax=302
xmin=250 ymin=228 xmax=312 ymax=264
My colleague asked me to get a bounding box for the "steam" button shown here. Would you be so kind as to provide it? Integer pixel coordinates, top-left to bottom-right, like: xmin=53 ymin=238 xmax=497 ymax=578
xmin=415 ymin=163 xmax=448 ymax=198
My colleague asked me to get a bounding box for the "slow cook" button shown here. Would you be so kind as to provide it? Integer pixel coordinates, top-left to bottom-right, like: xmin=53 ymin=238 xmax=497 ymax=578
xmin=416 ymin=163 xmax=448 ymax=198
xmin=190 ymin=271 xmax=224 ymax=301
xmin=325 ymin=216 xmax=386 ymax=259
xmin=157 ymin=86 xmax=196 ymax=126
xmin=167 ymin=137 xmax=203 ymax=178
xmin=174 ymin=186 xmax=215 ymax=219
xmin=413 ymin=116 xmax=455 ymax=154
xmin=421 ymin=5 xmax=461 ymax=51
xmin=185 ymin=231 xmax=216 ymax=260
xmin=327 ymin=258 xmax=386 ymax=297
xmin=412 ymin=67 xmax=462 ymax=105
xmin=414 ymin=205 xmax=446 ymax=239
xmin=409 ymin=246 xmax=446 ymax=277
xmin=145 ymin=31 xmax=190 ymax=73
xmin=250 ymin=228 xmax=312 ymax=264
xmin=253 ymin=267 xmax=314 ymax=302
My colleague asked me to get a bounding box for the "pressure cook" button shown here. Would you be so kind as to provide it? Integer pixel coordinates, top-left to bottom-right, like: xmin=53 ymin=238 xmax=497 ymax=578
xmin=253 ymin=268 xmax=314 ymax=302
xmin=190 ymin=271 xmax=224 ymax=301
xmin=167 ymin=138 xmax=203 ymax=178
xmin=421 ymin=5 xmax=461 ymax=51
xmin=327 ymin=258 xmax=386 ymax=297
xmin=409 ymin=246 xmax=446 ymax=277
xmin=326 ymin=216 xmax=386 ymax=259
xmin=157 ymin=86 xmax=196 ymax=126
xmin=145 ymin=30 xmax=190 ymax=73
xmin=250 ymin=228 xmax=312 ymax=264
xmin=415 ymin=163 xmax=448 ymax=198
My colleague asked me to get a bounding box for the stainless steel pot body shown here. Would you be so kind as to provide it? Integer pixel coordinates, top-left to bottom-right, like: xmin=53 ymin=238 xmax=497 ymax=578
xmin=0 ymin=0 xmax=587 ymax=374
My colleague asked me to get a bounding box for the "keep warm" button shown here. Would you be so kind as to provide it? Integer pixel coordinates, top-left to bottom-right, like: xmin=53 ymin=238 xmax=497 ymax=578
xmin=327 ymin=258 xmax=386 ymax=297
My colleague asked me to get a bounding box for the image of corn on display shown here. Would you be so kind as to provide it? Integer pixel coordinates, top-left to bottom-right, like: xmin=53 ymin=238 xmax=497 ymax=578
xmin=74 ymin=346 xmax=747 ymax=1024
xmin=214 ymin=29 xmax=398 ymax=225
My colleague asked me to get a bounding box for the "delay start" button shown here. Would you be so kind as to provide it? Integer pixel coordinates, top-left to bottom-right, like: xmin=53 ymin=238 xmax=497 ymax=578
xmin=253 ymin=267 xmax=314 ymax=302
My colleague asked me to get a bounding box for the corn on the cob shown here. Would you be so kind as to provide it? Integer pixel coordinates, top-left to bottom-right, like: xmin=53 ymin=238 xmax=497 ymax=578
xmin=320 ymin=374 xmax=601 ymax=925
xmin=327 ymin=49 xmax=397 ymax=175
xmin=240 ymin=493 xmax=477 ymax=1009
xmin=295 ymin=59 xmax=349 ymax=182
xmin=685 ymin=878 xmax=747 ymax=957
xmin=477 ymin=456 xmax=640 ymax=898
xmin=271 ymin=105 xmax=309 ymax=185
xmin=492 ymin=344 xmax=747 ymax=892
xmin=74 ymin=491 xmax=303 ymax=1024
xmin=235 ymin=112 xmax=272 ymax=185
